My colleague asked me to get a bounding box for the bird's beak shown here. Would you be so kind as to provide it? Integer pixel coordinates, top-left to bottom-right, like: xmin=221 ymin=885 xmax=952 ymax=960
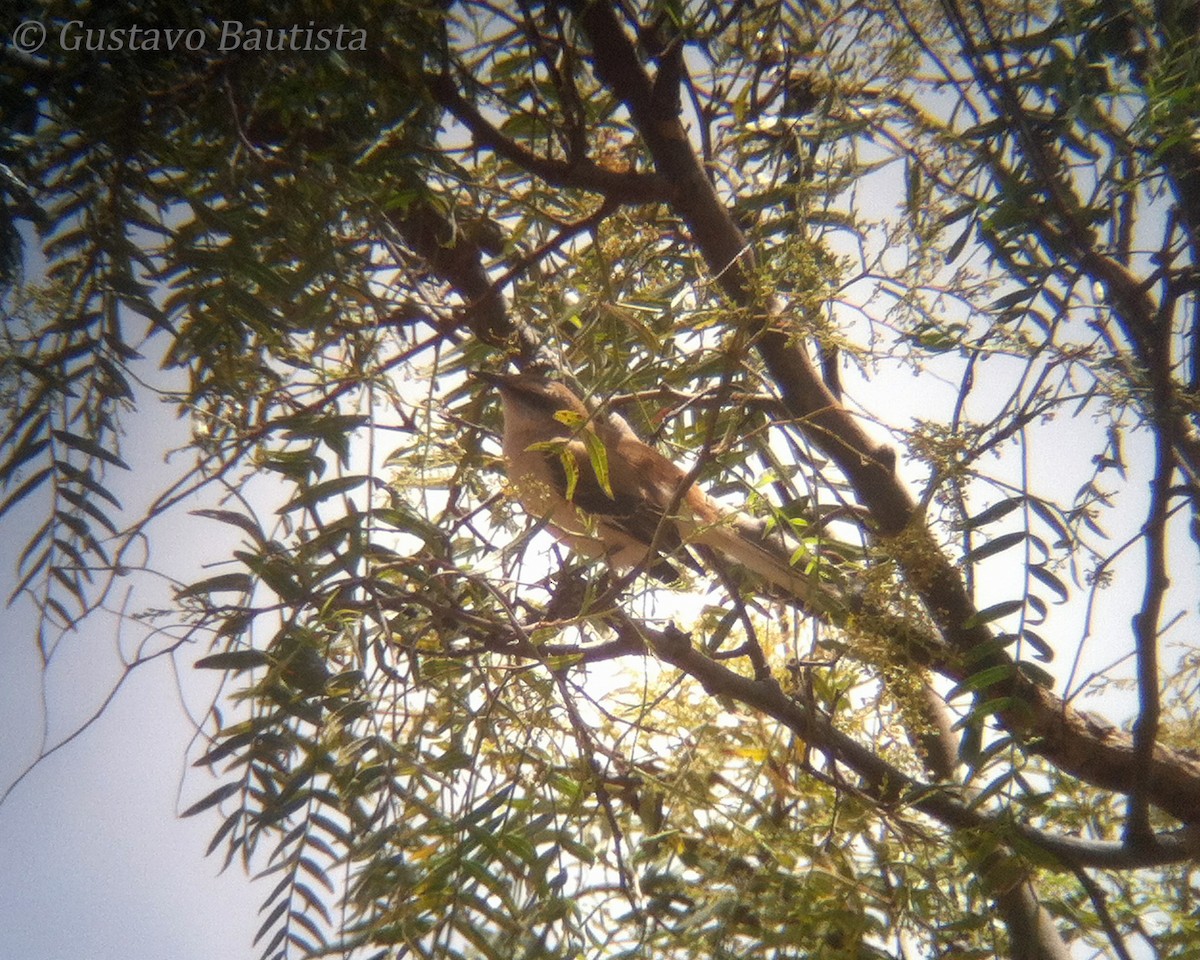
xmin=471 ymin=370 xmax=510 ymax=389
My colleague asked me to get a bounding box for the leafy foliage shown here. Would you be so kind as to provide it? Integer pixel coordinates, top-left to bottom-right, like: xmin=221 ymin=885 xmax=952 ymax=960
xmin=2 ymin=0 xmax=1199 ymax=958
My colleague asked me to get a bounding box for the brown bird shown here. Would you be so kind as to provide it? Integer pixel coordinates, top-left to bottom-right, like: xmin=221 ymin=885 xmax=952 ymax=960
xmin=477 ymin=371 xmax=829 ymax=609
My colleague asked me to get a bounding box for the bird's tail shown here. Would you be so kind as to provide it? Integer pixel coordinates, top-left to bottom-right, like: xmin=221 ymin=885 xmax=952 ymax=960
xmin=684 ymin=511 xmax=840 ymax=615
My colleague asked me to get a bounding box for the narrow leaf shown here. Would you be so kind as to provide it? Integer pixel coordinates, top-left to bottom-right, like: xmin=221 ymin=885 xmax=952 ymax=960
xmin=0 ymin=466 xmax=52 ymax=518
xmin=947 ymin=664 xmax=1015 ymax=701
xmin=951 ymin=696 xmax=1020 ymax=731
xmin=56 ymin=460 xmax=123 ymax=509
xmin=181 ymin=781 xmax=241 ymax=818
xmin=583 ymin=432 xmax=613 ymax=498
xmin=191 ymin=508 xmax=265 ymax=544
xmin=206 ymin=809 xmax=242 ymax=856
xmin=944 ymin=215 xmax=974 ymax=264
xmin=1017 ymin=659 xmax=1055 ymax=686
xmin=964 ymin=599 xmax=1023 ymax=628
xmin=278 ymin=475 xmax=370 ymax=514
xmin=963 ymin=497 xmax=1022 ymax=530
xmin=195 ymin=650 xmax=271 ymax=672
xmin=1020 ymin=629 xmax=1055 ymax=663
xmin=51 ymin=430 xmax=130 ymax=470
xmin=963 ymin=531 xmax=1026 ymax=565
xmin=1029 ymin=564 xmax=1068 ymax=603
xmin=0 ymin=435 xmax=50 ymax=484
xmin=176 ymin=573 xmax=255 ymax=598
xmin=57 ymin=487 xmax=119 ymax=534
xmin=1027 ymin=497 xmax=1070 ymax=546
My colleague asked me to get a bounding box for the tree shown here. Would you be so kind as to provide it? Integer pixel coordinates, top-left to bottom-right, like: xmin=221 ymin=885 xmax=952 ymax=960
xmin=2 ymin=0 xmax=1199 ymax=957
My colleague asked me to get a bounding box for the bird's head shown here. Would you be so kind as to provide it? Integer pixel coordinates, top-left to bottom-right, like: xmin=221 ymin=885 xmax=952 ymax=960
xmin=475 ymin=371 xmax=589 ymax=422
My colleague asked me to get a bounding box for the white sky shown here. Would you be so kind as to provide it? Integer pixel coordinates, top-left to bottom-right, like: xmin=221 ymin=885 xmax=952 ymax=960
xmin=0 ymin=8 xmax=1193 ymax=960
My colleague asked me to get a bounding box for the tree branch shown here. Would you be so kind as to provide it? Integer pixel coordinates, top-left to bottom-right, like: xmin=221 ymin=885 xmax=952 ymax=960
xmin=627 ymin=615 xmax=1200 ymax=871
xmin=565 ymin=0 xmax=1200 ymax=826
xmin=429 ymin=71 xmax=674 ymax=205
xmin=1126 ymin=373 xmax=1173 ymax=842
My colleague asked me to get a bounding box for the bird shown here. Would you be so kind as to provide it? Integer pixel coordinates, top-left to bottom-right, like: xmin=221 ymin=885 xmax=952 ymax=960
xmin=476 ymin=370 xmax=831 ymax=610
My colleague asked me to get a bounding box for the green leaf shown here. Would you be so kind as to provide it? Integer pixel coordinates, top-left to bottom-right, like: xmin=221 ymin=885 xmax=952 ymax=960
xmin=194 ymin=730 xmax=258 ymax=768
xmin=964 ymin=599 xmax=1023 ymax=629
xmin=10 ymin=544 xmax=51 ymax=602
xmin=0 ymin=427 xmax=50 ymax=483
xmin=1019 ymin=629 xmax=1054 ymax=663
xmin=191 ymin=508 xmax=265 ymax=544
xmin=944 ymin=215 xmax=975 ymax=264
xmin=988 ymin=288 xmax=1037 ymax=312
xmin=254 ymin=899 xmax=289 ymax=946
xmin=50 ymin=429 xmax=130 ymax=470
xmin=963 ymin=531 xmax=1026 ymax=564
xmin=177 ymin=573 xmax=256 ymax=598
xmin=1016 ymin=659 xmax=1055 ymax=686
xmin=969 ymin=766 xmax=1021 ymax=808
xmin=939 ymin=202 xmax=975 ymax=226
xmin=57 ymin=461 xmax=122 ymax=509
xmin=583 ymin=431 xmax=613 ymax=498
xmin=1029 ymin=564 xmax=1068 ymax=603
xmin=195 ymin=649 xmax=271 ymax=671
xmin=948 ymin=663 xmax=1015 ymax=701
xmin=951 ymin=696 xmax=1021 ymax=731
xmin=235 ymin=550 xmax=304 ymax=602
xmin=297 ymin=855 xmax=334 ymax=892
xmin=279 ymin=474 xmax=372 ymax=513
xmin=57 ymin=487 xmax=118 ymax=534
xmin=557 ymin=448 xmax=581 ymax=502
xmin=181 ymin=781 xmax=241 ymax=818
xmin=1026 ymin=593 xmax=1047 ymax=623
xmin=205 ymin=808 xmax=242 ymax=856
xmin=965 ymin=633 xmax=1020 ymax=664
xmin=1027 ymin=497 xmax=1070 ymax=546
xmin=958 ymin=723 xmax=983 ymax=765
xmin=963 ymin=497 xmax=1023 ymax=530
xmin=0 ymin=466 xmax=53 ymax=519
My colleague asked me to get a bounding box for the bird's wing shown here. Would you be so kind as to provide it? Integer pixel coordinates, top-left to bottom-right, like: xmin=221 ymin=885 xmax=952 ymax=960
xmin=539 ymin=435 xmax=704 ymax=579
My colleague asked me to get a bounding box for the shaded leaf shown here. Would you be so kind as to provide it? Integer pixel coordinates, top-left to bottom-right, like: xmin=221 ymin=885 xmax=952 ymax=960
xmin=191 ymin=508 xmax=265 ymax=544
xmin=1019 ymin=628 xmax=1054 ymax=663
xmin=948 ymin=664 xmax=1015 ymax=701
xmin=0 ymin=466 xmax=53 ymax=519
xmin=177 ymin=573 xmax=255 ymax=598
xmin=963 ymin=497 xmax=1022 ymax=530
xmin=1029 ymin=564 xmax=1068 ymax=603
xmin=181 ymin=781 xmax=241 ymax=818
xmin=964 ymin=599 xmax=1023 ymax=628
xmin=963 ymin=531 xmax=1026 ymax=564
xmin=278 ymin=474 xmax=372 ymax=513
xmin=50 ymin=429 xmax=130 ymax=470
xmin=195 ymin=649 xmax=271 ymax=672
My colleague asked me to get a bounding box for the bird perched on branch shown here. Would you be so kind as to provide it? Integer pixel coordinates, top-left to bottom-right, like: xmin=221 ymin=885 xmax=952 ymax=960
xmin=476 ymin=370 xmax=833 ymax=611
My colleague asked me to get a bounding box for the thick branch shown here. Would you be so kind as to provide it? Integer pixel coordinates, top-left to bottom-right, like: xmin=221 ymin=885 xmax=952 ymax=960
xmin=632 ymin=618 xmax=1200 ymax=871
xmin=566 ymin=0 xmax=1200 ymax=826
xmin=386 ymin=199 xmax=513 ymax=345
xmin=429 ymin=71 xmax=674 ymax=205
xmin=437 ymin=601 xmax=1200 ymax=871
xmin=1126 ymin=340 xmax=1174 ymax=844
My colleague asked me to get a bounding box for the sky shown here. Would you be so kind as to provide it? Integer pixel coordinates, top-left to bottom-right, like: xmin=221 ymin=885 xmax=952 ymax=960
xmin=0 ymin=649 xmax=262 ymax=960
xmin=0 ymin=384 xmax=266 ymax=958
xmin=0 ymin=281 xmax=1158 ymax=960
xmin=0 ymin=8 xmax=1189 ymax=960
